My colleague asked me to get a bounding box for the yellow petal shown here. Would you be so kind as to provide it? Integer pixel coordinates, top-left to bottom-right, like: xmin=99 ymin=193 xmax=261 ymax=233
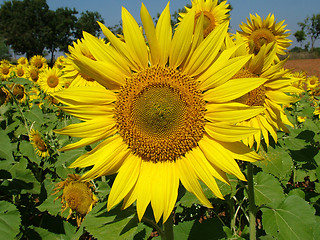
xmin=107 ymin=154 xmax=141 ymax=211
xmin=176 ymin=158 xmax=213 ymax=208
xmin=205 ymin=122 xmax=260 ymax=142
xmin=59 ymin=105 xmax=113 ymax=121
xmin=265 ymin=90 xmax=298 ymax=104
xmin=169 ymin=8 xmax=194 ymax=68
xmin=52 ymin=86 xmax=116 ymax=106
xmin=204 ymin=77 xmax=267 ymax=103
xmin=206 ymin=102 xmax=264 ymax=124
xmin=122 ymin=7 xmax=148 ymax=69
xmin=140 ymin=3 xmax=160 ymax=65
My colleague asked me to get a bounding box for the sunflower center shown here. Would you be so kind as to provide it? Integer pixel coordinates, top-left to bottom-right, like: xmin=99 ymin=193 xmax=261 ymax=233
xmin=47 ymin=75 xmax=59 ymax=88
xmin=33 ymin=135 xmax=48 ymax=152
xmin=233 ymin=69 xmax=266 ymax=106
xmin=251 ymin=28 xmax=275 ymax=52
xmin=30 ymin=69 xmax=39 ymax=82
xmin=16 ymin=68 xmax=24 ymax=77
xmin=34 ymin=60 xmax=43 ymax=69
xmin=2 ymin=66 xmax=9 ymax=75
xmin=115 ymin=65 xmax=205 ymax=163
xmin=195 ymin=11 xmax=216 ymax=37
xmin=12 ymin=84 xmax=25 ymax=100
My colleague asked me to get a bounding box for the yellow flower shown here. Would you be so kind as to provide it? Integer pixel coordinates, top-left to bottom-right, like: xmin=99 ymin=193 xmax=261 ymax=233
xmin=54 ymin=55 xmax=66 ymax=69
xmin=0 ymin=63 xmax=12 ymax=81
xmin=297 ymin=116 xmax=307 ymax=123
xmin=14 ymin=64 xmax=28 ymax=78
xmin=306 ymin=75 xmax=319 ymax=91
xmin=179 ymin=0 xmax=230 ymax=38
xmin=54 ymin=3 xmax=263 ymax=223
xmin=27 ymin=65 xmax=40 ymax=83
xmin=17 ymin=57 xmax=29 ymax=65
xmin=30 ymin=55 xmax=48 ymax=70
xmin=314 ymin=107 xmax=320 ymax=117
xmin=54 ymin=174 xmax=98 ymax=226
xmin=38 ymin=67 xmax=65 ymax=93
xmin=63 ymin=38 xmax=105 ymax=87
xmin=238 ymin=13 xmax=291 ymax=56
xmin=29 ymin=129 xmax=49 ymax=157
xmin=0 ymin=87 xmax=9 ymax=105
xmin=230 ymin=37 xmax=301 ymax=149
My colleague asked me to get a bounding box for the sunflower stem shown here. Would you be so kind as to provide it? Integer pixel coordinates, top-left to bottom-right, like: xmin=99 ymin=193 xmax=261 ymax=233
xmin=163 ymin=214 xmax=174 ymax=240
xmin=247 ymin=162 xmax=256 ymax=240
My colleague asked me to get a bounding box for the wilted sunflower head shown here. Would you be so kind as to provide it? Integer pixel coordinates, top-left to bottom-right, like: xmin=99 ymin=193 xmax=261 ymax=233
xmin=54 ymin=174 xmax=98 ymax=226
xmin=29 ymin=129 xmax=49 ymax=157
xmin=7 ymin=83 xmax=27 ymax=103
xmin=179 ymin=0 xmax=230 ymax=38
xmin=238 ymin=13 xmax=291 ymax=56
xmin=0 ymin=87 xmax=9 ymax=105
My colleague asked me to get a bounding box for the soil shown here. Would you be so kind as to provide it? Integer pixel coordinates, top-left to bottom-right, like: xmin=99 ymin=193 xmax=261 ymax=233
xmin=284 ymin=58 xmax=320 ymax=78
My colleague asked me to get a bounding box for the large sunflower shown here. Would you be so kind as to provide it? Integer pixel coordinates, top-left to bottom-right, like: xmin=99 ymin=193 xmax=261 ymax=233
xmin=229 ymin=36 xmax=301 ymax=149
xmin=238 ymin=13 xmax=291 ymax=56
xmin=54 ymin=3 xmax=264 ymax=223
xmin=179 ymin=0 xmax=230 ymax=38
xmin=38 ymin=67 xmax=65 ymax=93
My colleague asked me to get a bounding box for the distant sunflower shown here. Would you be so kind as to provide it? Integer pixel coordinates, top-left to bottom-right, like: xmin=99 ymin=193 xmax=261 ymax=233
xmin=7 ymin=83 xmax=27 ymax=103
xmin=27 ymin=65 xmax=40 ymax=83
xmin=238 ymin=13 xmax=291 ymax=55
xmin=62 ymin=37 xmax=105 ymax=87
xmin=54 ymin=55 xmax=66 ymax=69
xmin=14 ymin=64 xmax=28 ymax=78
xmin=54 ymin=174 xmax=98 ymax=226
xmin=17 ymin=57 xmax=29 ymax=65
xmin=0 ymin=63 xmax=12 ymax=80
xmin=306 ymin=75 xmax=319 ymax=91
xmin=30 ymin=55 xmax=48 ymax=70
xmin=29 ymin=129 xmax=49 ymax=157
xmin=38 ymin=67 xmax=65 ymax=93
xmin=179 ymin=0 xmax=230 ymax=38
xmin=54 ymin=3 xmax=263 ymax=223
xmin=231 ymin=39 xmax=301 ymax=149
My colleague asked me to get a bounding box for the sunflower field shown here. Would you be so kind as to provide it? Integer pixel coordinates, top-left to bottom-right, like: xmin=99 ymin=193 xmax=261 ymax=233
xmin=1 ymin=1 xmax=320 ymax=239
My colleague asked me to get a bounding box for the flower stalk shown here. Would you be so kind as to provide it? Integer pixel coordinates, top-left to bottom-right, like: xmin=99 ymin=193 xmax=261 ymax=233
xmin=247 ymin=162 xmax=256 ymax=240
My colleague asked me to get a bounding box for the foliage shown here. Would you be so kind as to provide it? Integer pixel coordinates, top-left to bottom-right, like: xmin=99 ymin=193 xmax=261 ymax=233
xmin=0 ymin=0 xmax=105 ymax=62
xmin=74 ymin=10 xmax=105 ymax=40
xmin=298 ymin=13 xmax=320 ymax=50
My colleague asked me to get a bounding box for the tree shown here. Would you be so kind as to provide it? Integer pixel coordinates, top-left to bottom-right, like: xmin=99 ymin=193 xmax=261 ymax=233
xmin=293 ymin=30 xmax=306 ymax=48
xmin=44 ymin=7 xmax=78 ymax=65
xmin=0 ymin=36 xmax=11 ymax=60
xmin=0 ymin=0 xmax=50 ymax=58
xmin=75 ymin=10 xmax=104 ymax=39
xmin=298 ymin=14 xmax=320 ymax=50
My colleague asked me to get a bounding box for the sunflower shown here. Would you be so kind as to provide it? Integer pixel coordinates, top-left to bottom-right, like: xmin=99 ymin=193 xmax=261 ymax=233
xmin=30 ymin=55 xmax=48 ymax=70
xmin=314 ymin=106 xmax=320 ymax=118
xmin=238 ymin=13 xmax=291 ymax=56
xmin=54 ymin=174 xmax=98 ymax=226
xmin=179 ymin=0 xmax=230 ymax=38
xmin=7 ymin=83 xmax=27 ymax=103
xmin=27 ymin=65 xmax=40 ymax=83
xmin=54 ymin=3 xmax=264 ymax=223
xmin=14 ymin=64 xmax=28 ymax=78
xmin=17 ymin=57 xmax=29 ymax=65
xmin=306 ymin=75 xmax=319 ymax=91
xmin=62 ymin=38 xmax=105 ymax=87
xmin=54 ymin=55 xmax=66 ymax=69
xmin=38 ymin=67 xmax=65 ymax=93
xmin=29 ymin=129 xmax=49 ymax=157
xmin=230 ymin=37 xmax=301 ymax=149
xmin=0 ymin=63 xmax=12 ymax=81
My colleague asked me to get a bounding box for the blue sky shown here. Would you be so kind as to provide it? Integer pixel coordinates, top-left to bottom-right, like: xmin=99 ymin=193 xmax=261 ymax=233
xmin=2 ymin=0 xmax=320 ymax=49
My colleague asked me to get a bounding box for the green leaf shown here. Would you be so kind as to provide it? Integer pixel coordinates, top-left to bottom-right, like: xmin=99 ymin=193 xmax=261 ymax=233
xmin=19 ymin=140 xmax=41 ymax=164
xmin=0 ymin=201 xmax=21 ymax=239
xmin=24 ymin=105 xmax=45 ymax=126
xmin=0 ymin=131 xmax=14 ymax=161
xmin=82 ymin=202 xmax=151 ymax=240
xmin=287 ymin=188 xmax=305 ymax=199
xmin=261 ymin=195 xmax=316 ymax=240
xmin=253 ymin=172 xmax=285 ymax=207
xmin=174 ymin=218 xmax=226 ymax=240
xmin=255 ymin=146 xmax=293 ymax=183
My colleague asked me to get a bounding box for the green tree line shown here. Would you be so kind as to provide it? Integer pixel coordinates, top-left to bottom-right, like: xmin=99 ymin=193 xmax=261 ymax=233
xmin=0 ymin=0 xmax=104 ymax=64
